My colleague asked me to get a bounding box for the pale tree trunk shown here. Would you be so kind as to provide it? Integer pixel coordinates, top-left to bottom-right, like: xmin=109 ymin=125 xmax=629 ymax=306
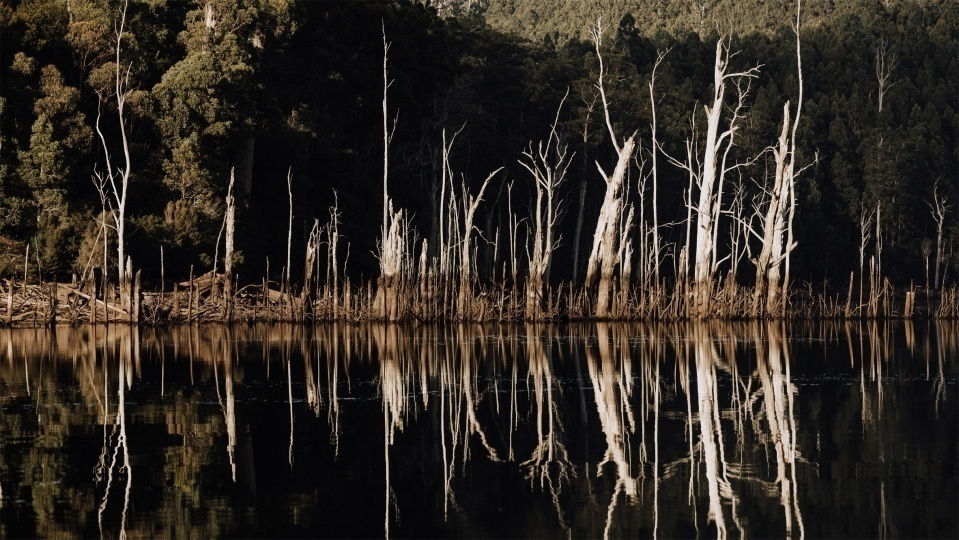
xmin=521 ymin=93 xmax=571 ymax=320
xmin=223 ymin=169 xmax=236 ymax=321
xmin=585 ymin=19 xmax=637 ymax=318
xmin=858 ymin=206 xmax=875 ymax=313
xmin=93 ymin=0 xmax=134 ymax=316
xmin=755 ymin=1 xmax=807 ymax=318
xmin=689 ymin=39 xmax=758 ymax=318
xmin=874 ymin=37 xmax=898 ymax=114
xmin=375 ymin=204 xmax=410 ymax=320
xmin=456 ymin=169 xmax=501 ymax=319
xmin=752 ymin=106 xmax=791 ymax=314
xmin=374 ymin=23 xmax=407 ymax=320
xmin=586 ymin=136 xmax=635 ymax=318
xmin=301 ymin=219 xmax=320 ymax=318
xmin=927 ymin=180 xmax=949 ymax=290
xmin=648 ymin=49 xmax=669 ymax=283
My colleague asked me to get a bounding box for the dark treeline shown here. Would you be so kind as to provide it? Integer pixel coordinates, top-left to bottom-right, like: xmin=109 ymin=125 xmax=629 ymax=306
xmin=0 ymin=0 xmax=956 ymax=320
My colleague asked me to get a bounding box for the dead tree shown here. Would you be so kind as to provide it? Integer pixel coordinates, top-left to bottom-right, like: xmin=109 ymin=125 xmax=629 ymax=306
xmin=874 ymin=37 xmax=898 ymax=114
xmin=666 ymin=39 xmax=760 ymax=317
xmin=585 ymin=19 xmax=637 ymax=318
xmin=93 ymin=0 xmax=134 ymax=316
xmin=520 ymin=93 xmax=572 ymax=319
xmin=751 ymin=0 xmax=807 ymax=317
xmin=857 ymin=204 xmax=875 ymax=313
xmin=374 ymin=23 xmax=408 ymax=320
xmin=223 ymin=169 xmax=236 ymax=321
xmin=375 ymin=202 xmax=412 ymax=321
xmin=301 ymin=219 xmax=320 ymax=318
xmin=927 ymin=180 xmax=950 ymax=290
xmin=648 ymin=48 xmax=670 ymax=283
xmin=456 ymin=168 xmax=502 ymax=319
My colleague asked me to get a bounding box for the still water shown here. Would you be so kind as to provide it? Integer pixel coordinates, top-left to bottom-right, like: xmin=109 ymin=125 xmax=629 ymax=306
xmin=0 ymin=322 xmax=955 ymax=539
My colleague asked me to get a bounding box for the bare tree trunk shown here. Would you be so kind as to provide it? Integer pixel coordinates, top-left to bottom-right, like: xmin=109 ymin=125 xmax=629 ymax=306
xmin=373 ymin=23 xmax=406 ymax=321
xmin=223 ymin=169 xmax=236 ymax=322
xmin=375 ymin=205 xmax=408 ymax=321
xmin=93 ymin=0 xmax=134 ymax=316
xmin=522 ymin=94 xmax=571 ymax=320
xmin=874 ymin=37 xmax=898 ymax=114
xmin=457 ymin=169 xmax=501 ymax=319
xmin=586 ymin=19 xmax=637 ymax=318
xmin=301 ymin=219 xmax=320 ymax=319
xmin=688 ymin=40 xmax=758 ymax=318
xmin=286 ymin=167 xmax=293 ymax=288
xmin=571 ymin=179 xmax=587 ymax=284
xmin=927 ymin=180 xmax=949 ymax=290
xmin=648 ymin=49 xmax=669 ymax=283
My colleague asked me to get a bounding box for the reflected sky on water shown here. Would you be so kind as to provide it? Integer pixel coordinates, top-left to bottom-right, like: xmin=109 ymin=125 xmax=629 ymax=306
xmin=0 ymin=321 xmax=955 ymax=538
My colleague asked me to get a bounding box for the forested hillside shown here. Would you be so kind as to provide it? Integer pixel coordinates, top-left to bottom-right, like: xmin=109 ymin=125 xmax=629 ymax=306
xmin=0 ymin=0 xmax=956 ymax=307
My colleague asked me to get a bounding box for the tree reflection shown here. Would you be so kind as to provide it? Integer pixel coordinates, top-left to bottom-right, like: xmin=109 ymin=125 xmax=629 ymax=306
xmin=753 ymin=321 xmax=803 ymax=538
xmin=0 ymin=322 xmax=954 ymax=538
xmin=96 ymin=326 xmax=135 ymax=540
xmin=586 ymin=323 xmax=638 ymax=539
xmin=522 ymin=324 xmax=571 ymax=538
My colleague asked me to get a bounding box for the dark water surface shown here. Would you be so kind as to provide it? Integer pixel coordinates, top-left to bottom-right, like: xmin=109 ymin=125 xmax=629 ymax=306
xmin=0 ymin=322 xmax=955 ymax=539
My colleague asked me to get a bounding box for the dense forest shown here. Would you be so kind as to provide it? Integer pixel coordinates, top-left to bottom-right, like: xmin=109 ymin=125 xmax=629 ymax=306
xmin=0 ymin=0 xmax=956 ymax=320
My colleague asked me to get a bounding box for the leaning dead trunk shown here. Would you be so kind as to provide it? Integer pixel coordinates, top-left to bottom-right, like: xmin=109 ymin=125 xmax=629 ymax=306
xmin=585 ymin=19 xmax=637 ymax=318
xmin=586 ymin=136 xmax=635 ymax=318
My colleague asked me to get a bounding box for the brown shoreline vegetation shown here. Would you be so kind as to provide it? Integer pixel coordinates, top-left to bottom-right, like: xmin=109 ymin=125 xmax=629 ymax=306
xmin=1 ymin=271 xmax=956 ymax=327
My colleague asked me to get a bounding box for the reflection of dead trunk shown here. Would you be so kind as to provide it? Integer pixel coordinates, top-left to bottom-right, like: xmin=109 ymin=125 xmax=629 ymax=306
xmin=522 ymin=324 xmax=571 ymax=537
xmin=691 ymin=323 xmax=732 ymax=538
xmin=97 ymin=326 xmax=135 ymax=540
xmin=376 ymin=323 xmax=407 ymax=540
xmin=754 ymin=321 xmax=803 ymax=537
xmin=214 ymin=328 xmax=237 ymax=482
xmin=587 ymin=322 xmax=637 ymax=540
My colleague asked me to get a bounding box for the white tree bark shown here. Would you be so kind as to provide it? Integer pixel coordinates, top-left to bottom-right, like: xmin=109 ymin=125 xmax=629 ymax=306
xmin=750 ymin=2 xmax=806 ymax=317
xmin=874 ymin=37 xmax=898 ymax=114
xmin=374 ymin=23 xmax=408 ymax=320
xmin=927 ymin=181 xmax=949 ymax=290
xmin=93 ymin=0 xmax=134 ymax=312
xmin=689 ymin=39 xmax=758 ymax=317
xmin=648 ymin=49 xmax=669 ymax=283
xmin=521 ymin=93 xmax=571 ymax=319
xmin=456 ymin=168 xmax=501 ymax=319
xmin=585 ymin=19 xmax=637 ymax=318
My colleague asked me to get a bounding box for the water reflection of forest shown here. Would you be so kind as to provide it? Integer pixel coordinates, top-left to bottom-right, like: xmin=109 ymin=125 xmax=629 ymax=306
xmin=0 ymin=322 xmax=955 ymax=538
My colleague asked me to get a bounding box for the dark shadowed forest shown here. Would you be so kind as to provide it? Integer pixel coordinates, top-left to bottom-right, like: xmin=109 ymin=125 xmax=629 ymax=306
xmin=0 ymin=0 xmax=956 ymax=322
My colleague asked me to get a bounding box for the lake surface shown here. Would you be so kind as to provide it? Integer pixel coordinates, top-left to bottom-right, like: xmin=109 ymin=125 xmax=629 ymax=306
xmin=0 ymin=322 xmax=955 ymax=539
